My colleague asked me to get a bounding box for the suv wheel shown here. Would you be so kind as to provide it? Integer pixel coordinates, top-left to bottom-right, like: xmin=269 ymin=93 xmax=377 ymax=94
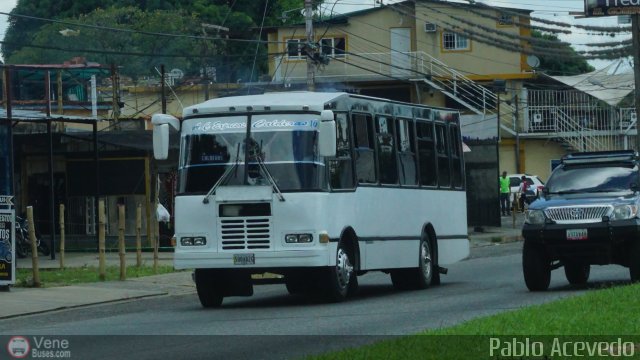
xmin=564 ymin=262 xmax=590 ymax=285
xmin=523 ymin=242 xmax=551 ymax=291
xmin=630 ymin=241 xmax=640 ymax=283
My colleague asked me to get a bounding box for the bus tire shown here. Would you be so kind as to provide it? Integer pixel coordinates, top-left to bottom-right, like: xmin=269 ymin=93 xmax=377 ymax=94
xmin=564 ymin=262 xmax=590 ymax=285
xmin=324 ymin=242 xmax=355 ymax=302
xmin=522 ymin=242 xmax=551 ymax=291
xmin=391 ymin=235 xmax=433 ymax=290
xmin=195 ymin=269 xmax=223 ymax=308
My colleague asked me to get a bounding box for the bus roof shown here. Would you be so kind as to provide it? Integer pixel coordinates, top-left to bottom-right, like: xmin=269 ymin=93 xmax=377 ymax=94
xmin=183 ymin=91 xmax=349 ymax=117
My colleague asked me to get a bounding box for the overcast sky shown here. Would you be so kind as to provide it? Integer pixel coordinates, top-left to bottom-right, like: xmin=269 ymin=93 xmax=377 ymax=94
xmin=0 ymin=0 xmax=630 ymax=70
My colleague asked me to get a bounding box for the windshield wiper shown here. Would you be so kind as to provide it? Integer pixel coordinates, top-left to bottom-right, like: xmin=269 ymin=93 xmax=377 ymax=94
xmin=254 ymin=152 xmax=284 ymax=201
xmin=203 ymin=143 xmax=241 ymax=204
xmin=248 ymin=140 xmax=285 ymax=202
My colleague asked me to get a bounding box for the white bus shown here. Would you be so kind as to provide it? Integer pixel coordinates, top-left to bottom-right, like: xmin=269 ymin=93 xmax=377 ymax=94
xmin=152 ymin=91 xmax=469 ymax=307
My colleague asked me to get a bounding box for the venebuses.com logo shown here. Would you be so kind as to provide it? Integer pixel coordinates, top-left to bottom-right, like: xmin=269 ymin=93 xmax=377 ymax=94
xmin=6 ymin=336 xmax=72 ymax=359
xmin=7 ymin=336 xmax=30 ymax=359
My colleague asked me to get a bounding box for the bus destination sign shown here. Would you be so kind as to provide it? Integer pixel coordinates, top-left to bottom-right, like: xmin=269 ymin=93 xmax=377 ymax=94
xmin=585 ymin=0 xmax=640 ymax=17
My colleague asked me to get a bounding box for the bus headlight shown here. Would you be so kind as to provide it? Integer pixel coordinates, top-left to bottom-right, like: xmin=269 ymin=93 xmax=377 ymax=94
xmin=180 ymin=237 xmax=207 ymax=246
xmin=611 ymin=205 xmax=638 ymax=221
xmin=525 ymin=210 xmax=545 ymax=225
xmin=285 ymin=233 xmax=313 ymax=243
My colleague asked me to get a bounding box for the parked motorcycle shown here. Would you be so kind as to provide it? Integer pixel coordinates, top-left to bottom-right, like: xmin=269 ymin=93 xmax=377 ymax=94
xmin=15 ymin=216 xmax=50 ymax=258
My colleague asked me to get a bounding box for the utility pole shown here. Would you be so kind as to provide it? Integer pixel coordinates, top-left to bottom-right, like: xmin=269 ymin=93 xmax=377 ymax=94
xmin=305 ymin=0 xmax=315 ymax=91
xmin=633 ymin=14 xmax=640 ymax=152
xmin=514 ymin=95 xmax=520 ymax=172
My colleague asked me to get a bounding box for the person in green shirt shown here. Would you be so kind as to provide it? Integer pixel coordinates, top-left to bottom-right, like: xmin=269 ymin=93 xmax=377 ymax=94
xmin=499 ymin=171 xmax=511 ymax=216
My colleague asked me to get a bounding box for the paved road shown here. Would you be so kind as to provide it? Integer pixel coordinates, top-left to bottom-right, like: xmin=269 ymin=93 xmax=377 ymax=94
xmin=1 ymin=242 xmax=631 ymax=359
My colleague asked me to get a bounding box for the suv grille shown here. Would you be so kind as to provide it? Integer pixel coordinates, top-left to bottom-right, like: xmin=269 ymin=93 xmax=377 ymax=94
xmin=219 ymin=217 xmax=271 ymax=250
xmin=545 ymin=205 xmax=612 ymax=224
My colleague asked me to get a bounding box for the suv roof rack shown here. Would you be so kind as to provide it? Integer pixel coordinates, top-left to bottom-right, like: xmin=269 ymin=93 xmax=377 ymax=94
xmin=561 ymin=150 xmax=638 ymax=165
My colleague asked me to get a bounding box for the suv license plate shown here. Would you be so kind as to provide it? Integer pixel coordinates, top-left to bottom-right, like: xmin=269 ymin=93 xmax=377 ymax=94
xmin=233 ymin=253 xmax=255 ymax=265
xmin=566 ymin=229 xmax=588 ymax=241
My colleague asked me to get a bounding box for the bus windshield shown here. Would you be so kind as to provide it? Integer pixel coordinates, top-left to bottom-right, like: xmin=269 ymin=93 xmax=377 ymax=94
xmin=178 ymin=114 xmax=326 ymax=194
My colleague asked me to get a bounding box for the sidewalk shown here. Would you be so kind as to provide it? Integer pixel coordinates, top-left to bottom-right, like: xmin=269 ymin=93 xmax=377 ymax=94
xmin=1 ymin=215 xmax=525 ymax=319
xmin=468 ymin=212 xmax=525 ymax=248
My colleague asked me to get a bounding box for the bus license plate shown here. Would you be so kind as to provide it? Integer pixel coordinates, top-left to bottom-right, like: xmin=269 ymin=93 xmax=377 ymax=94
xmin=566 ymin=229 xmax=588 ymax=241
xmin=233 ymin=253 xmax=255 ymax=265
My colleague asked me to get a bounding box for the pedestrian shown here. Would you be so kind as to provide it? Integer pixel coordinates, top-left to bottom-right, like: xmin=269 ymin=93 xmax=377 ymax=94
xmin=499 ymin=171 xmax=511 ymax=216
xmin=518 ymin=175 xmax=530 ymax=212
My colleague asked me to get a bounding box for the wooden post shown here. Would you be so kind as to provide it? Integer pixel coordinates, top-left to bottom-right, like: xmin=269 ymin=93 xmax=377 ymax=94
xmin=98 ymin=199 xmax=106 ymax=281
xmin=26 ymin=206 xmax=40 ymax=287
xmin=136 ymin=204 xmax=142 ymax=267
xmin=118 ymin=204 xmax=126 ymax=280
xmin=153 ymin=202 xmax=159 ymax=274
xmin=59 ymin=204 xmax=65 ymax=269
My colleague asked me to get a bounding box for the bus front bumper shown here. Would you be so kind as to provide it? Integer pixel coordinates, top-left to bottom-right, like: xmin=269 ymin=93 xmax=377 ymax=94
xmin=174 ymin=249 xmax=333 ymax=270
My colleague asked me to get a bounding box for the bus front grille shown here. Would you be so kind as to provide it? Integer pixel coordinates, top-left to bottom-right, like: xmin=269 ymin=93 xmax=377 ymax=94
xmin=219 ymin=217 xmax=271 ymax=250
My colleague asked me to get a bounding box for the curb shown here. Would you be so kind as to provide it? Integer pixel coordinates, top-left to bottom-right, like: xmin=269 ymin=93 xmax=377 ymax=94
xmin=0 ymin=291 xmax=168 ymax=320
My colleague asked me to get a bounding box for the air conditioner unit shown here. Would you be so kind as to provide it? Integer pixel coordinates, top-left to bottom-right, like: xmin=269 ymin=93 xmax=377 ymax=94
xmin=424 ymin=22 xmax=437 ymax=33
xmin=533 ymin=113 xmax=542 ymax=123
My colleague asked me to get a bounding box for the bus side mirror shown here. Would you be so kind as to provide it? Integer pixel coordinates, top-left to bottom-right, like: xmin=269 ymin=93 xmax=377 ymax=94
xmin=151 ymin=114 xmax=180 ymax=160
xmin=153 ymin=124 xmax=170 ymax=160
xmin=318 ymin=110 xmax=336 ymax=158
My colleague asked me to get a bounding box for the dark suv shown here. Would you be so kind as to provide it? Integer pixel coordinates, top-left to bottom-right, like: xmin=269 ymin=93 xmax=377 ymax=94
xmin=522 ymin=150 xmax=640 ymax=291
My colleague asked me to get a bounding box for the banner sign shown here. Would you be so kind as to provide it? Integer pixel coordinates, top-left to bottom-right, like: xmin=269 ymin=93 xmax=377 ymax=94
xmin=585 ymin=0 xmax=640 ymax=17
xmin=0 ymin=209 xmax=15 ymax=286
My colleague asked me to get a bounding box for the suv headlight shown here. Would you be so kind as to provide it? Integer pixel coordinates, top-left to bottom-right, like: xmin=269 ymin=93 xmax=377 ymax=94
xmin=610 ymin=205 xmax=638 ymax=221
xmin=525 ymin=209 xmax=546 ymax=225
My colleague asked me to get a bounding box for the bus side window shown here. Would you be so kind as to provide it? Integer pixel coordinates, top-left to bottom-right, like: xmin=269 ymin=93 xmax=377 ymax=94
xmin=396 ymin=118 xmax=418 ymax=186
xmin=376 ymin=116 xmax=398 ymax=185
xmin=329 ymin=113 xmax=355 ymax=189
xmin=416 ymin=120 xmax=437 ymax=186
xmin=352 ymin=113 xmax=376 ymax=184
xmin=449 ymin=125 xmax=463 ymax=188
xmin=435 ymin=123 xmax=451 ymax=188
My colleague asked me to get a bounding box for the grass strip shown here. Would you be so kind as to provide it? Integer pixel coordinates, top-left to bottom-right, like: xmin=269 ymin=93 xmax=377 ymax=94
xmin=15 ymin=265 xmax=176 ymax=287
xmin=310 ymin=283 xmax=640 ymax=359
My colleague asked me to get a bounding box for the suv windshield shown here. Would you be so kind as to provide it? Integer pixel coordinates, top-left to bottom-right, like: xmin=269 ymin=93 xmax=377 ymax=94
xmin=178 ymin=114 xmax=326 ymax=194
xmin=546 ymin=164 xmax=638 ymax=194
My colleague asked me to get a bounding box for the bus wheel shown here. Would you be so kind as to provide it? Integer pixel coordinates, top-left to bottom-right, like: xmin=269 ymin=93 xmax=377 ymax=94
xmin=194 ymin=269 xmax=223 ymax=308
xmin=391 ymin=235 xmax=433 ymax=290
xmin=324 ymin=243 xmax=354 ymax=302
xmin=522 ymin=242 xmax=551 ymax=291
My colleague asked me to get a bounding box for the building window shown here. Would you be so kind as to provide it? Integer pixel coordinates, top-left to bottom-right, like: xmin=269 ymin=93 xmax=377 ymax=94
xmin=442 ymin=32 xmax=469 ymax=51
xmin=320 ymin=37 xmax=346 ymax=57
xmin=287 ymin=39 xmax=304 ymax=59
xmin=497 ymin=13 xmax=514 ymax=26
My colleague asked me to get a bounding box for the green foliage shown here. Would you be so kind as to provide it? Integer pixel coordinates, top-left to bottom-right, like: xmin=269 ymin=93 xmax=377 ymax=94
xmin=3 ymin=0 xmax=309 ymax=80
xmin=531 ymin=30 xmax=595 ymax=76
xmin=16 ymin=264 xmax=176 ymax=287
xmin=309 ymin=283 xmax=640 ymax=359
xmin=7 ymin=7 xmax=203 ymax=79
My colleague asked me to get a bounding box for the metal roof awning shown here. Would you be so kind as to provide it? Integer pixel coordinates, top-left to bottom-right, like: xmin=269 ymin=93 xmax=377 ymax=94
xmin=545 ymin=61 xmax=634 ymax=106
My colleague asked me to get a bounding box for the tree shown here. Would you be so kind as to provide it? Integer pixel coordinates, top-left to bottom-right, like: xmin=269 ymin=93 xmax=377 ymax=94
xmin=531 ymin=30 xmax=595 ymax=76
xmin=6 ymin=7 xmax=203 ymax=79
xmin=3 ymin=0 xmax=309 ymax=63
